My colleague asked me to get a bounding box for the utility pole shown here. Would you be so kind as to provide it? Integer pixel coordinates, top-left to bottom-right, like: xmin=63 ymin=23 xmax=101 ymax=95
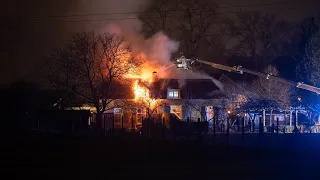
xmin=262 ymin=109 xmax=266 ymax=127
xmin=289 ymin=111 xmax=293 ymax=127
xmin=270 ymin=109 xmax=273 ymax=126
xmin=295 ymin=109 xmax=298 ymax=127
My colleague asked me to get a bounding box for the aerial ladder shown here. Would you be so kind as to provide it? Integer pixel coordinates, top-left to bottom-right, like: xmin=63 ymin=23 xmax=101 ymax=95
xmin=175 ymin=53 xmax=320 ymax=95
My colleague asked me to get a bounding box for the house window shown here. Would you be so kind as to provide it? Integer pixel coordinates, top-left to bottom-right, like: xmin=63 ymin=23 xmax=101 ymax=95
xmin=136 ymin=108 xmax=143 ymax=114
xmin=113 ymin=108 xmax=122 ymax=114
xmin=167 ymin=89 xmax=180 ymax=99
xmin=170 ymin=105 xmax=182 ymax=120
xmin=206 ymin=106 xmax=214 ymax=121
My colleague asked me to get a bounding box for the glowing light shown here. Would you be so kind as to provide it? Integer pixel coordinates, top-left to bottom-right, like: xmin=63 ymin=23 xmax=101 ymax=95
xmin=133 ymin=80 xmax=149 ymax=101
xmin=124 ymin=55 xmax=172 ymax=82
xmin=121 ymin=53 xmax=168 ymax=109
xmin=132 ymin=80 xmax=159 ymax=108
xmin=227 ymin=110 xmax=231 ymax=114
xmin=126 ymin=64 xmax=162 ymax=82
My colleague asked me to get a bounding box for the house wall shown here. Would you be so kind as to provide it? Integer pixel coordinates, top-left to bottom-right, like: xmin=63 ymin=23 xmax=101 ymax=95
xmin=162 ymin=99 xmax=226 ymax=121
xmin=95 ymin=111 xmax=147 ymax=130
xmin=105 ymin=98 xmax=228 ymax=127
xmin=162 ymin=105 xmax=218 ymax=122
xmin=181 ymin=106 xmax=204 ymax=122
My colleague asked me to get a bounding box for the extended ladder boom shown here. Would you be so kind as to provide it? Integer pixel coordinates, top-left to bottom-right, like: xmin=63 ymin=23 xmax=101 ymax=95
xmin=296 ymin=83 xmax=320 ymax=94
xmin=196 ymin=59 xmax=237 ymax=72
xmin=175 ymin=55 xmax=320 ymax=94
xmin=197 ymin=59 xmax=296 ymax=85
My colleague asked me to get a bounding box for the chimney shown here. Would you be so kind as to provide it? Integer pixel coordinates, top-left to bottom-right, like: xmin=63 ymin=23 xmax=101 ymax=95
xmin=152 ymin=71 xmax=158 ymax=82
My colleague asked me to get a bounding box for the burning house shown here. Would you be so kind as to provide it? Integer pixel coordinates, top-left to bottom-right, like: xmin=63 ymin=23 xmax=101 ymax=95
xmin=146 ymin=76 xmax=228 ymax=121
xmin=91 ymin=70 xmax=230 ymax=131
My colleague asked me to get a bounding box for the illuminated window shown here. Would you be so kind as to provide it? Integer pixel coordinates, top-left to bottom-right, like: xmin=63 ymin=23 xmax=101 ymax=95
xmin=167 ymin=89 xmax=179 ymax=99
xmin=170 ymin=105 xmax=182 ymax=119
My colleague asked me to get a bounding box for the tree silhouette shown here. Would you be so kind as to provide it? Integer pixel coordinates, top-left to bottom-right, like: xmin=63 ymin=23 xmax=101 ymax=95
xmin=140 ymin=0 xmax=180 ymax=37
xmin=47 ymin=32 xmax=142 ymax=127
xmin=178 ymin=0 xmax=218 ymax=57
xmin=225 ymin=12 xmax=293 ymax=70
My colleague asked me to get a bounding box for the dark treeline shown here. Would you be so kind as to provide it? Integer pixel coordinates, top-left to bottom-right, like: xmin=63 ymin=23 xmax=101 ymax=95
xmin=139 ymin=0 xmax=320 ymax=109
xmin=2 ymin=0 xmax=320 ymax=122
xmin=141 ymin=0 xmax=319 ymax=83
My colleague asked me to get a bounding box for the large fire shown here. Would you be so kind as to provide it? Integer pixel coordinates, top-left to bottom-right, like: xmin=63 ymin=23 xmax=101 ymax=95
xmin=123 ymin=53 xmax=170 ymax=109
xmin=124 ymin=52 xmax=173 ymax=82
xmin=132 ymin=79 xmax=158 ymax=108
xmin=133 ymin=80 xmax=150 ymax=101
xmin=125 ymin=61 xmax=163 ymax=82
xmin=125 ymin=55 xmax=162 ymax=107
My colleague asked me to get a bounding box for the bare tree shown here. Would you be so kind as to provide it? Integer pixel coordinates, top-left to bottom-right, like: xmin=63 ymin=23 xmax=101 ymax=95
xmin=178 ymin=0 xmax=218 ymax=57
xmin=135 ymin=98 xmax=165 ymax=119
xmin=294 ymin=17 xmax=320 ymax=111
xmin=217 ymin=74 xmax=253 ymax=111
xmin=134 ymin=82 xmax=165 ymax=118
xmin=251 ymin=65 xmax=296 ymax=108
xmin=48 ymin=32 xmax=142 ymax=126
xmin=140 ymin=0 xmax=222 ymax=58
xmin=304 ymin=31 xmax=320 ymax=87
xmin=47 ymin=48 xmax=81 ymax=107
xmin=140 ymin=0 xmax=180 ymax=37
xmin=296 ymin=17 xmax=320 ymax=83
xmin=182 ymin=99 xmax=207 ymax=121
xmin=227 ymin=94 xmax=249 ymax=112
xmin=225 ymin=12 xmax=293 ymax=70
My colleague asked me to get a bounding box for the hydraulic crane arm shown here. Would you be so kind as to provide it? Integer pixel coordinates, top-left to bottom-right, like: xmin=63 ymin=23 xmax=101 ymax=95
xmin=296 ymin=83 xmax=320 ymax=94
xmin=175 ymin=54 xmax=320 ymax=94
xmin=200 ymin=60 xmax=320 ymax=94
xmin=196 ymin=59 xmax=237 ymax=72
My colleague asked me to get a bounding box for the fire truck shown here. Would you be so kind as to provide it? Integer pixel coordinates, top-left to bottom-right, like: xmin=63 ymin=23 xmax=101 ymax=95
xmin=175 ymin=53 xmax=320 ymax=95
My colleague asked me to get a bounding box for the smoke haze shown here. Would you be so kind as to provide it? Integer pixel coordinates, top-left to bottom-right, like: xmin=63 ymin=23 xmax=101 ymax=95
xmin=3 ymin=0 xmax=320 ymax=86
xmin=76 ymin=0 xmax=224 ymax=90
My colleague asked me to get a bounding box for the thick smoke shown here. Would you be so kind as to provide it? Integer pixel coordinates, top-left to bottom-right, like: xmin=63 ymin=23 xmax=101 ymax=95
xmin=81 ymin=0 xmax=223 ymax=90
xmin=143 ymin=32 xmax=179 ymax=66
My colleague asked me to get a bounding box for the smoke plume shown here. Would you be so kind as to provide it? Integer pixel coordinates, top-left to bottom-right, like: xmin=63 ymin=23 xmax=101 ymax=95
xmin=80 ymin=0 xmax=223 ymax=90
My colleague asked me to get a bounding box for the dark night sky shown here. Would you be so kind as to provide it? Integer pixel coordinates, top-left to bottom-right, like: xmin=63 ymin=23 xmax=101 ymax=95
xmin=1 ymin=0 xmax=320 ymax=86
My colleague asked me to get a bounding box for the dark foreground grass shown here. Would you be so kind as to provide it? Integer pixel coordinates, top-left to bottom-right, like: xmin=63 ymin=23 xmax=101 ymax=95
xmin=1 ymin=131 xmax=320 ymax=180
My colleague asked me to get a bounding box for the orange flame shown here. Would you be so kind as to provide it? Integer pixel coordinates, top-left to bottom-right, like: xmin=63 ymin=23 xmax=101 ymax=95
xmin=133 ymin=80 xmax=149 ymax=101
xmin=119 ymin=53 xmax=164 ymax=109
xmin=123 ymin=52 xmax=171 ymax=82
xmin=125 ymin=62 xmax=162 ymax=82
xmin=133 ymin=80 xmax=158 ymax=108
